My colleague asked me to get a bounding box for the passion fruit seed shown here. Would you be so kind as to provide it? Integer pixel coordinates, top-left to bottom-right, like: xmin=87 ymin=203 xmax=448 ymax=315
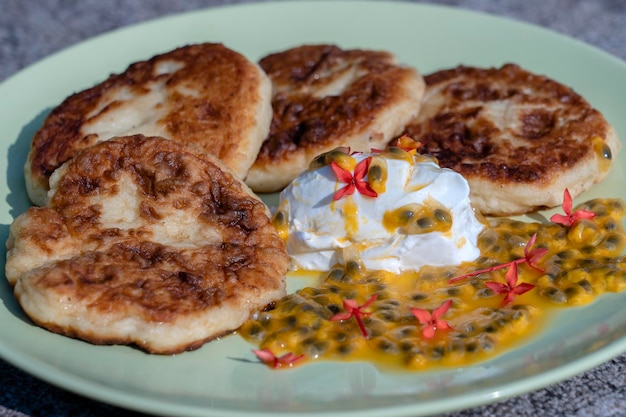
xmin=434 ymin=208 xmax=452 ymax=225
xmin=345 ymin=259 xmax=365 ymax=278
xmin=417 ymin=217 xmax=434 ymax=230
xmin=383 ymin=147 xmax=413 ymax=162
xmin=273 ymin=210 xmax=287 ymax=225
xmin=540 ymin=287 xmax=568 ymax=303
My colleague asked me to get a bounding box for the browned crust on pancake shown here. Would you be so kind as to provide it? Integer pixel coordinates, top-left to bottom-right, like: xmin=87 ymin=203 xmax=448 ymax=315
xmin=27 ymin=43 xmax=271 ymax=205
xmin=401 ymin=63 xmax=620 ymax=215
xmin=8 ymin=135 xmax=289 ymax=354
xmin=246 ymin=44 xmax=425 ymax=192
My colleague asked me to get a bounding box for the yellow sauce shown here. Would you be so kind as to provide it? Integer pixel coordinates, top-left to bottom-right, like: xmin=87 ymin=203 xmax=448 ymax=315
xmin=343 ymin=198 xmax=359 ymax=236
xmin=593 ymin=135 xmax=614 ymax=173
xmin=272 ymin=199 xmax=289 ymax=241
xmin=382 ymin=198 xmax=453 ymax=234
xmin=242 ymin=198 xmax=626 ymax=370
xmin=368 ymin=156 xmax=388 ymax=194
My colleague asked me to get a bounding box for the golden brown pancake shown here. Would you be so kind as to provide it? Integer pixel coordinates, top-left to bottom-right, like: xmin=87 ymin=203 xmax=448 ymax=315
xmin=6 ymin=135 xmax=289 ymax=354
xmin=401 ymin=63 xmax=621 ymax=216
xmin=245 ymin=44 xmax=425 ymax=193
xmin=25 ymin=43 xmax=272 ymax=206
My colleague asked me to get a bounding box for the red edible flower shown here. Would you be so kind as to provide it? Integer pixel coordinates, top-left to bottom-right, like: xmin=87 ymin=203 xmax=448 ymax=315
xmin=330 ymin=157 xmax=378 ymax=200
xmin=252 ymin=348 xmax=304 ymax=369
xmin=330 ymin=294 xmax=378 ymax=338
xmin=484 ymin=264 xmax=535 ymax=306
xmin=411 ymin=299 xmax=453 ymax=339
xmin=522 ymin=233 xmax=549 ymax=272
xmin=550 ymin=188 xmax=596 ymax=228
xmin=449 ymin=233 xmax=547 ymax=283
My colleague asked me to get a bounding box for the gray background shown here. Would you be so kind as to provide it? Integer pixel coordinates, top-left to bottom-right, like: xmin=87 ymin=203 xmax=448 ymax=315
xmin=1 ymin=1 xmax=625 ymax=416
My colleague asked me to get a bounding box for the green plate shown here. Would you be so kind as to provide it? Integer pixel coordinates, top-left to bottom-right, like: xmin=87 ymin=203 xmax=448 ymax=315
xmin=1 ymin=2 xmax=625 ymax=416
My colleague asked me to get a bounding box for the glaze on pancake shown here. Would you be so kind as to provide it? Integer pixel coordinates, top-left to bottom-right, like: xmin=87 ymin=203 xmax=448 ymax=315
xmin=6 ymin=135 xmax=289 ymax=354
xmin=401 ymin=64 xmax=621 ymax=216
xmin=245 ymin=44 xmax=425 ymax=193
xmin=26 ymin=43 xmax=272 ymax=206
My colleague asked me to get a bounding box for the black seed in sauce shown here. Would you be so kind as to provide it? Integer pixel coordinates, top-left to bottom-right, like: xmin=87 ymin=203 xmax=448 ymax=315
xmin=475 ymin=288 xmax=494 ymax=298
xmin=376 ymin=338 xmax=399 ymax=354
xmin=431 ymin=346 xmax=445 ymax=360
xmin=434 ymin=208 xmax=452 ymax=224
xmin=564 ymin=286 xmax=579 ymax=298
xmin=368 ymin=164 xmax=384 ymax=182
xmin=332 ymin=331 xmax=349 ymax=343
xmin=541 ymin=287 xmax=568 ymax=303
xmin=603 ymin=219 xmax=618 ymax=231
xmin=327 ymin=303 xmax=341 ymax=314
xmin=446 ymin=287 xmax=461 ymax=296
xmin=577 ymin=279 xmax=594 ymax=293
xmin=417 ymin=217 xmax=434 ymax=230
xmin=399 ymin=340 xmax=417 ymax=353
xmin=604 ymin=234 xmax=623 ymax=250
xmin=479 ymin=335 xmax=495 ymax=351
xmin=411 ymin=293 xmax=428 ymax=301
xmin=283 ymin=315 xmax=298 ymax=327
xmin=345 ymin=260 xmax=363 ymax=278
xmin=245 ymin=323 xmax=264 ymax=339
xmin=337 ymin=343 xmax=353 ymax=355
xmin=326 ymin=268 xmax=347 ymax=283
xmin=327 ymin=285 xmax=340 ymax=294
xmin=483 ymin=325 xmax=496 ymax=333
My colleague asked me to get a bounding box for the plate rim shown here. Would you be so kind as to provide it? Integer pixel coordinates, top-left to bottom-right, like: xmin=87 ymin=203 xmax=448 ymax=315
xmin=1 ymin=1 xmax=626 ymax=416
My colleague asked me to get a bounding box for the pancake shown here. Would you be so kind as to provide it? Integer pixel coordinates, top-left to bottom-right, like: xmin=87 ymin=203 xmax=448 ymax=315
xmin=6 ymin=135 xmax=289 ymax=354
xmin=25 ymin=43 xmax=272 ymax=206
xmin=400 ymin=63 xmax=621 ymax=216
xmin=245 ymin=44 xmax=425 ymax=193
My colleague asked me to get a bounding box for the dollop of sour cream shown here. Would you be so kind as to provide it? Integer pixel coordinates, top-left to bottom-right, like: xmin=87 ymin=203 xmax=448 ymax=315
xmin=276 ymin=147 xmax=485 ymax=274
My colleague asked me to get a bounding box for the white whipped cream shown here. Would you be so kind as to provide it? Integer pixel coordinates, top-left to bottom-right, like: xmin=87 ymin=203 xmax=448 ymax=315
xmin=278 ymin=150 xmax=485 ymax=274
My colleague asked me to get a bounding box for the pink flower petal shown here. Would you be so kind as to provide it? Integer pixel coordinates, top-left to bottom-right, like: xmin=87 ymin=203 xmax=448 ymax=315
xmin=330 ymin=312 xmax=354 ymax=321
xmin=435 ymin=320 xmax=452 ymax=331
xmin=549 ymin=213 xmax=572 ymax=227
xmin=333 ymin=184 xmax=355 ymax=200
xmin=355 ymin=181 xmax=378 ymax=198
xmin=512 ymin=282 xmax=535 ymax=295
xmin=253 ymin=348 xmax=277 ymax=366
xmin=562 ymin=189 xmax=573 ymax=214
xmin=353 ymin=157 xmax=371 ymax=181
xmin=504 ymin=264 xmax=519 ymax=288
xmin=330 ymin=161 xmax=353 ymax=183
xmin=411 ymin=307 xmax=432 ymax=324
xmin=432 ymin=299 xmax=453 ymax=320
xmin=422 ymin=324 xmax=436 ymax=339
xmin=485 ymin=281 xmax=508 ymax=294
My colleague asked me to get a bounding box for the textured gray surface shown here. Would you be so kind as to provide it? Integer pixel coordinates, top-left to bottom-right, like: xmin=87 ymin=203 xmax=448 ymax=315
xmin=1 ymin=1 xmax=626 ymax=416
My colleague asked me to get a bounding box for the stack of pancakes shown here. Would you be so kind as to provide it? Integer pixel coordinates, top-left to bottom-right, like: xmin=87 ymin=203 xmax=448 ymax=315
xmin=5 ymin=42 xmax=621 ymax=353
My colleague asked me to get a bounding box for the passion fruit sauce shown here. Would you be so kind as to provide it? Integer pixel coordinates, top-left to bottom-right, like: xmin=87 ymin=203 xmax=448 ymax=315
xmin=240 ymin=198 xmax=626 ymax=370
